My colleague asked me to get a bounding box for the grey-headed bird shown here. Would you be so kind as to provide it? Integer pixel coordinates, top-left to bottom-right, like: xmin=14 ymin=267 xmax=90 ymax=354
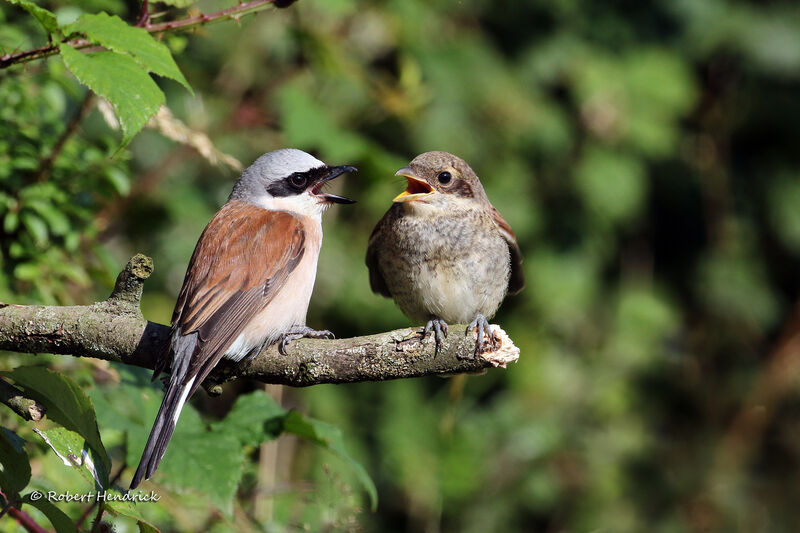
xmin=366 ymin=151 xmax=523 ymax=356
xmin=130 ymin=149 xmax=356 ymax=489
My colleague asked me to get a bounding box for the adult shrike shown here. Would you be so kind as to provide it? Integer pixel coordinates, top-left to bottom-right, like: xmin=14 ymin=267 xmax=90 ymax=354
xmin=130 ymin=149 xmax=356 ymax=489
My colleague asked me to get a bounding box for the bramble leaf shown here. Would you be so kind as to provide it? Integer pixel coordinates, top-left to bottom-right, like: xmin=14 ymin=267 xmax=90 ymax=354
xmin=59 ymin=44 xmax=164 ymax=145
xmin=34 ymin=426 xmax=110 ymax=489
xmin=284 ymin=410 xmax=378 ymax=511
xmin=4 ymin=366 xmax=110 ymax=485
xmin=65 ymin=13 xmax=191 ymax=92
xmin=7 ymin=0 xmax=59 ymax=35
xmin=21 ymin=494 xmax=77 ymax=533
xmin=0 ymin=427 xmax=31 ymax=495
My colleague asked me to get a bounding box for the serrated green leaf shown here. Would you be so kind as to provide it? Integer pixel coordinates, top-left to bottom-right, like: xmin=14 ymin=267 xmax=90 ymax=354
xmin=7 ymin=0 xmax=60 ymax=35
xmin=88 ymin=366 xmax=166 ymax=466
xmin=65 ymin=12 xmax=191 ymax=92
xmin=4 ymin=367 xmax=110 ymax=485
xmin=211 ymin=389 xmax=287 ymax=447
xmin=0 ymin=427 xmax=31 ymax=495
xmin=22 ymin=493 xmax=77 ymax=533
xmin=284 ymin=410 xmax=378 ymax=510
xmin=90 ymin=366 xmax=243 ymax=516
xmin=158 ymin=429 xmax=244 ymax=517
xmin=59 ymin=44 xmax=164 ymax=145
xmin=20 ymin=211 xmax=48 ymax=246
xmin=33 ymin=426 xmax=110 ymax=490
xmin=102 ymin=486 xmax=162 ymax=533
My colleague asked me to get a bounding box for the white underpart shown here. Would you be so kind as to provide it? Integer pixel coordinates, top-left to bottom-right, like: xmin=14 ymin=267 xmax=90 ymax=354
xmin=221 ymin=148 xmax=334 ymax=360
xmin=417 ymin=261 xmax=489 ymax=323
xmin=272 ymin=192 xmax=329 ymax=219
xmin=225 ymin=335 xmax=253 ymax=363
xmin=173 ymin=375 xmax=196 ymax=424
xmin=223 ymin=215 xmax=323 ymax=362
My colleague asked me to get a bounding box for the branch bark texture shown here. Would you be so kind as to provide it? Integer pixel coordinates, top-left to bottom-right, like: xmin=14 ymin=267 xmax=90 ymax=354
xmin=0 ymin=255 xmax=519 ymax=389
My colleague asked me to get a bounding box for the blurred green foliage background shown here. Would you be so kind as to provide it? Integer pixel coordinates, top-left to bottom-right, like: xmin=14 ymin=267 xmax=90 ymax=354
xmin=3 ymin=0 xmax=800 ymax=531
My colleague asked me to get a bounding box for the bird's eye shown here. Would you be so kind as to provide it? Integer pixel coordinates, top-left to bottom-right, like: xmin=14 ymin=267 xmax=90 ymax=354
xmin=437 ymin=171 xmax=452 ymax=184
xmin=289 ymin=174 xmax=308 ymax=190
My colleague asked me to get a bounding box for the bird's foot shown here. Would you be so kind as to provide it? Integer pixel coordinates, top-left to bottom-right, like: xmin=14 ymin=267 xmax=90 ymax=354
xmin=422 ymin=316 xmax=449 ymax=356
xmin=279 ymin=326 xmax=335 ymax=355
xmin=465 ymin=313 xmax=499 ymax=358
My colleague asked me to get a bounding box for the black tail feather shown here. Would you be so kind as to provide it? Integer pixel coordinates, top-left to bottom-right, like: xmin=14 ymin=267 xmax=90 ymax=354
xmin=129 ymin=375 xmax=188 ymax=489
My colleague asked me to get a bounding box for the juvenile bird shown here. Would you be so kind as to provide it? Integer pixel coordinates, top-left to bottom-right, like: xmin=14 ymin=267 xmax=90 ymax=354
xmin=130 ymin=149 xmax=356 ymax=489
xmin=366 ymin=151 xmax=523 ymax=356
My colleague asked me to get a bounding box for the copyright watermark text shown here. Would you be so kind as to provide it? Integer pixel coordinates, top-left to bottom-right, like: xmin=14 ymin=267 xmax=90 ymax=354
xmin=28 ymin=490 xmax=160 ymax=503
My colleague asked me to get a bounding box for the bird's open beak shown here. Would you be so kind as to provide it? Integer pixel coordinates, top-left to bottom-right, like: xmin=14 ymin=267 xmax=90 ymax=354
xmin=393 ymin=167 xmax=435 ymax=203
xmin=312 ymin=165 xmax=357 ymax=204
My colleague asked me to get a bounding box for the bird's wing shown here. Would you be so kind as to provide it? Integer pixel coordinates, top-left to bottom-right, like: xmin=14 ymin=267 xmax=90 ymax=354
xmin=365 ymin=210 xmax=393 ymax=298
xmin=167 ymin=200 xmax=306 ymax=391
xmin=490 ymin=206 xmax=525 ymax=294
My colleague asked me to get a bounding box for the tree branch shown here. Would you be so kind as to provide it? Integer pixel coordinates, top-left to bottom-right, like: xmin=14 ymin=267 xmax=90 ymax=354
xmin=0 ymin=255 xmax=519 ymax=390
xmin=0 ymin=0 xmax=292 ymax=70
xmin=0 ymin=378 xmax=46 ymax=421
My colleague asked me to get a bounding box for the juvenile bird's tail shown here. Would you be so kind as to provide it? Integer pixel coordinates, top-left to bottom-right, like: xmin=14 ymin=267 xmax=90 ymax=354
xmin=130 ymin=334 xmax=197 ymax=489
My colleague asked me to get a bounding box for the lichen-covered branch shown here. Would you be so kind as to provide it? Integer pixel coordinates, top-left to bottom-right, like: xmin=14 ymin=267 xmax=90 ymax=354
xmin=0 ymin=255 xmax=519 ymax=390
xmin=0 ymin=378 xmax=46 ymax=421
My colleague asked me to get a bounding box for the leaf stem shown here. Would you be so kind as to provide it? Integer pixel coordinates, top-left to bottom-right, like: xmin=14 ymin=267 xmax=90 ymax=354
xmin=0 ymin=0 xmax=286 ymax=70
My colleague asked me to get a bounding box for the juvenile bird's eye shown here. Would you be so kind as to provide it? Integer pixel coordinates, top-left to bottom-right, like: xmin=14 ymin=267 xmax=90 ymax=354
xmin=437 ymin=171 xmax=452 ymax=184
xmin=289 ymin=174 xmax=308 ymax=190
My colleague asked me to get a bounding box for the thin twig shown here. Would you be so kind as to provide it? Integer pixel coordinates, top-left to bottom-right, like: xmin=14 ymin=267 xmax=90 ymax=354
xmin=76 ymin=464 xmax=126 ymax=528
xmin=0 ymin=378 xmax=46 ymax=421
xmin=0 ymin=0 xmax=287 ymax=69
xmin=89 ymin=501 xmax=105 ymax=533
xmin=0 ymin=491 xmax=49 ymax=533
xmin=34 ymin=92 xmax=94 ymax=183
xmin=136 ymin=0 xmax=150 ymax=28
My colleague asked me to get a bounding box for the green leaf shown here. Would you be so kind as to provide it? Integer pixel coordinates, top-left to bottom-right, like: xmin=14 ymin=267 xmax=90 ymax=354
xmin=105 ymin=167 xmax=131 ymax=195
xmin=158 ymin=428 xmax=244 ymax=517
xmin=153 ymin=0 xmax=196 ymax=7
xmin=13 ymin=262 xmax=39 ymax=281
xmin=0 ymin=427 xmax=31 ymax=495
xmin=211 ymin=389 xmax=287 ymax=447
xmin=21 ymin=493 xmax=77 ymax=533
xmin=3 ymin=210 xmax=18 ymax=233
xmin=27 ymin=201 xmax=70 ymax=236
xmin=33 ymin=427 xmax=110 ymax=489
xmin=573 ymin=146 xmax=646 ymax=224
xmin=4 ymin=367 xmax=110 ymax=485
xmin=59 ymin=44 xmax=164 ymax=145
xmin=65 ymin=13 xmax=191 ymax=92
xmin=90 ymin=367 xmax=243 ymax=516
xmin=284 ymin=410 xmax=378 ymax=511
xmin=20 ymin=211 xmax=48 ymax=246
xmin=102 ymin=486 xmax=162 ymax=533
xmin=7 ymin=0 xmax=60 ymax=35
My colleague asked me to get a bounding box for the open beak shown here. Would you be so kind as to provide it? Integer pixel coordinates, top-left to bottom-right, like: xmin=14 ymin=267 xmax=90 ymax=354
xmin=312 ymin=165 xmax=357 ymax=204
xmin=393 ymin=167 xmax=435 ymax=203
